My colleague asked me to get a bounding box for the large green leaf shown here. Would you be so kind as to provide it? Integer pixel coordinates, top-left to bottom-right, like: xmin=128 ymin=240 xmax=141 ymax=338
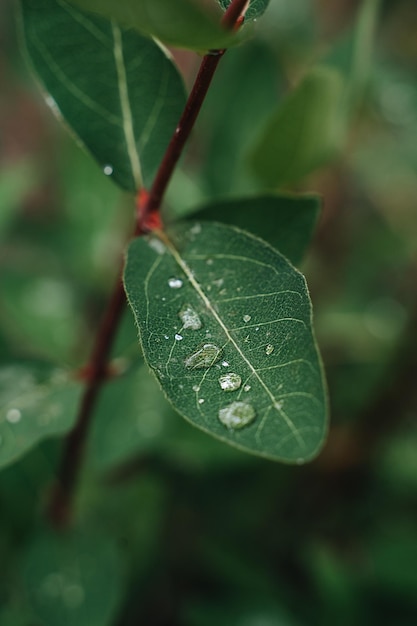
xmin=182 ymin=193 xmax=321 ymax=266
xmin=68 ymin=0 xmax=238 ymax=50
xmin=20 ymin=0 xmax=186 ymax=192
xmin=21 ymin=530 xmax=125 ymax=626
xmin=0 ymin=365 xmax=82 ymax=469
xmin=124 ymin=222 xmax=328 ymax=463
xmin=249 ymin=66 xmax=344 ymax=188
xmin=217 ymin=0 xmax=271 ymax=20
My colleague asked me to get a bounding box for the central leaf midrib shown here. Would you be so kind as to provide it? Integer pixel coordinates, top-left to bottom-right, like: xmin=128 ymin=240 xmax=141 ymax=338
xmin=158 ymin=230 xmax=303 ymax=444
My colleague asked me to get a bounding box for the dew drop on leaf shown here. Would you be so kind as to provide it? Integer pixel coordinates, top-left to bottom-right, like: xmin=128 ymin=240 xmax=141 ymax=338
xmin=218 ymin=373 xmax=242 ymax=392
xmin=243 ymin=314 xmax=251 ymax=323
xmin=175 ymin=334 xmax=183 ymax=341
xmin=184 ymin=343 xmax=222 ymax=369
xmin=179 ymin=304 xmax=202 ymax=330
xmin=103 ymin=164 xmax=113 ymax=176
xmin=243 ymin=384 xmax=251 ymax=392
xmin=218 ymin=401 xmax=256 ymax=430
xmin=6 ymin=408 xmax=22 ymax=424
xmin=168 ymin=277 xmax=183 ymax=289
xmin=198 ymin=398 xmax=205 ymax=404
xmin=265 ymin=344 xmax=275 ymax=355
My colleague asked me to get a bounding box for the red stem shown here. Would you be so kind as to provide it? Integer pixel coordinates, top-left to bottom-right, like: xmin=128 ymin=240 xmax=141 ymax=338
xmin=47 ymin=0 xmax=249 ymax=529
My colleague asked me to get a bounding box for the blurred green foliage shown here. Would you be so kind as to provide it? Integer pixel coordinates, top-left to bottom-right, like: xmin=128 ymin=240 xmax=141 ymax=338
xmin=1 ymin=0 xmax=417 ymax=624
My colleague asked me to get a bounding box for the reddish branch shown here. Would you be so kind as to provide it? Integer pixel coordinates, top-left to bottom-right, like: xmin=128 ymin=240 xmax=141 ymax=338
xmin=47 ymin=0 xmax=250 ymax=529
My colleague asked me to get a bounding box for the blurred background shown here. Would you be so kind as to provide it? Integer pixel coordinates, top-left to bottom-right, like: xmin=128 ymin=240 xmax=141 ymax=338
xmin=1 ymin=0 xmax=417 ymax=624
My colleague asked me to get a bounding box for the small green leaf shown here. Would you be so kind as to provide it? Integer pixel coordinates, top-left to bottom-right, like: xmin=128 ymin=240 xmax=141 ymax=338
xmin=124 ymin=222 xmax=328 ymax=463
xmin=21 ymin=530 xmax=125 ymax=626
xmin=249 ymin=66 xmax=344 ymax=188
xmin=68 ymin=0 xmax=237 ymax=50
xmin=217 ymin=0 xmax=271 ymax=20
xmin=20 ymin=0 xmax=186 ymax=191
xmin=0 ymin=365 xmax=82 ymax=469
xmin=186 ymin=193 xmax=321 ymax=265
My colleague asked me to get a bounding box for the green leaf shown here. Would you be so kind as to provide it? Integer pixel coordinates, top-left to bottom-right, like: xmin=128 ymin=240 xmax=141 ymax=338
xmin=124 ymin=222 xmax=328 ymax=463
xmin=21 ymin=529 xmax=125 ymax=626
xmin=88 ymin=361 xmax=174 ymax=471
xmin=217 ymin=0 xmax=271 ymax=20
xmin=0 ymin=365 xmax=82 ymax=469
xmin=68 ymin=0 xmax=237 ymax=50
xmin=0 ymin=161 xmax=38 ymax=238
xmin=184 ymin=193 xmax=321 ymax=266
xmin=249 ymin=66 xmax=344 ymax=188
xmin=20 ymin=0 xmax=186 ymax=192
xmin=198 ymin=39 xmax=281 ymax=197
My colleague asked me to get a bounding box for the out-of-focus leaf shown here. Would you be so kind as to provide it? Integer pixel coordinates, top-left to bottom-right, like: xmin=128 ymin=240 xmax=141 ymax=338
xmin=88 ymin=361 xmax=174 ymax=471
xmin=124 ymin=222 xmax=328 ymax=463
xmin=370 ymin=531 xmax=417 ymax=600
xmin=21 ymin=529 xmax=125 ymax=626
xmin=249 ymin=67 xmax=344 ymax=188
xmin=68 ymin=0 xmax=239 ymax=50
xmin=323 ymin=0 xmax=381 ymax=113
xmin=0 ymin=365 xmax=82 ymax=469
xmin=20 ymin=0 xmax=186 ymax=191
xmin=198 ymin=40 xmax=281 ymax=197
xmin=217 ymin=0 xmax=271 ymax=20
xmin=0 ymin=271 xmax=81 ymax=363
xmin=185 ymin=193 xmax=321 ymax=266
xmin=0 ymin=161 xmax=37 ymax=238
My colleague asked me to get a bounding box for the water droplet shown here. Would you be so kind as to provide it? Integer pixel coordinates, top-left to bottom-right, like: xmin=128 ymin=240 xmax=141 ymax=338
xmin=243 ymin=314 xmax=251 ymax=323
xmin=206 ymin=258 xmax=214 ymax=265
xmin=255 ymin=326 xmax=260 ymax=331
xmin=243 ymin=384 xmax=251 ymax=392
xmin=184 ymin=343 xmax=222 ymax=369
xmin=179 ymin=304 xmax=202 ymax=330
xmin=222 ymin=361 xmax=229 ymax=367
xmin=168 ymin=277 xmax=183 ymax=289
xmin=175 ymin=333 xmax=183 ymax=341
xmin=265 ymin=344 xmax=274 ymax=355
xmin=275 ymin=400 xmax=283 ymax=410
xmin=192 ymin=385 xmax=200 ymax=392
xmin=103 ymin=164 xmax=113 ymax=176
xmin=198 ymin=398 xmax=205 ymax=404
xmin=148 ymin=238 xmax=166 ymax=255
xmin=219 ymin=373 xmax=242 ymax=392
xmin=164 ymin=335 xmax=169 ymax=340
xmin=218 ymin=402 xmax=256 ymax=430
xmin=6 ymin=408 xmax=21 ymax=424
xmin=190 ymin=223 xmax=201 ymax=236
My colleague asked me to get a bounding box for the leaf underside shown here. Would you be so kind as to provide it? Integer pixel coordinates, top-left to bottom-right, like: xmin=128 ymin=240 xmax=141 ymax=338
xmin=20 ymin=0 xmax=186 ymax=191
xmin=124 ymin=222 xmax=328 ymax=463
